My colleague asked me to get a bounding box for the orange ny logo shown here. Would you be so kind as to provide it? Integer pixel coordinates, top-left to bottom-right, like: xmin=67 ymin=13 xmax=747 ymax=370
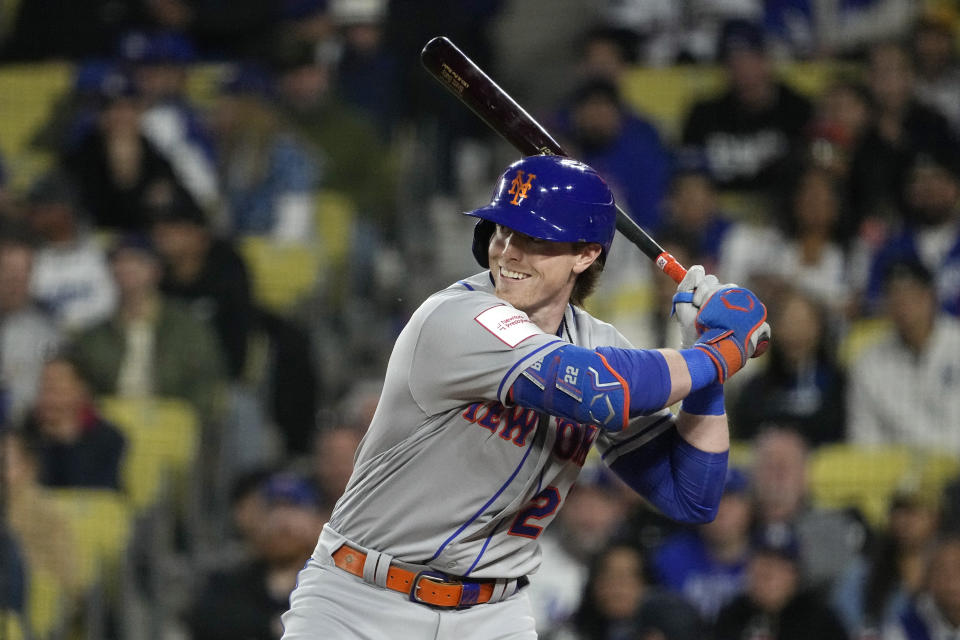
xmin=508 ymin=170 xmax=537 ymax=205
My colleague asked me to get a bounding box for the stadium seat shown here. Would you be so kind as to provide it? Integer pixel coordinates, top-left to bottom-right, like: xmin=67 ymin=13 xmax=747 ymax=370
xmin=26 ymin=568 xmax=66 ymax=640
xmin=315 ymin=188 xmax=357 ymax=269
xmin=239 ymin=236 xmax=323 ymax=314
xmin=807 ymin=444 xmax=959 ymax=528
xmin=0 ymin=611 xmax=25 ymax=640
xmin=99 ymin=395 xmax=201 ymax=511
xmin=838 ymin=316 xmax=893 ymax=367
xmin=728 ymin=439 xmax=754 ymax=470
xmin=45 ymin=489 xmax=132 ymax=591
xmin=0 ymin=62 xmax=71 ymax=190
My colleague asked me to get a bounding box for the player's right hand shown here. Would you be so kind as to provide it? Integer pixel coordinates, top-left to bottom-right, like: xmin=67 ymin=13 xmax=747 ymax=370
xmin=693 ymin=287 xmax=770 ymax=382
xmin=672 ymin=265 xmax=729 ymax=349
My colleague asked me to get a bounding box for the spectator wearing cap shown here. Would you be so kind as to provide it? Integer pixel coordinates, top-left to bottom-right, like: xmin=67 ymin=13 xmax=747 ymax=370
xmin=271 ymin=37 xmax=398 ymax=233
xmin=118 ymin=29 xmax=221 ymax=217
xmin=653 ymin=467 xmax=754 ymax=623
xmin=331 ymin=0 xmax=402 ymax=141
xmin=831 ymin=485 xmax=942 ymax=638
xmin=30 ymin=60 xmax=124 ymax=156
xmin=149 ymin=190 xmax=252 ymax=380
xmin=211 ymin=63 xmax=323 ymax=241
xmin=25 ymin=170 xmax=118 ymax=332
xmin=554 ymin=76 xmax=672 ymax=234
xmin=714 ymin=523 xmax=849 ymax=640
xmin=185 ymin=472 xmax=329 ymax=640
xmin=148 ymin=189 xmax=316 ymax=469
xmin=67 ymin=232 xmax=226 ymax=424
xmin=60 ymin=68 xmax=192 ymax=232
xmin=847 ymin=259 xmax=960 ymax=454
xmin=863 ymin=150 xmax=960 ymax=318
xmin=680 ymin=18 xmax=813 ymax=208
xmin=0 ymin=231 xmax=63 ymax=426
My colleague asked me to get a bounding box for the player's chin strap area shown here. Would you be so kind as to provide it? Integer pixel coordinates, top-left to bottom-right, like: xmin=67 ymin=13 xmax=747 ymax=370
xmin=327 ymin=536 xmax=527 ymax=609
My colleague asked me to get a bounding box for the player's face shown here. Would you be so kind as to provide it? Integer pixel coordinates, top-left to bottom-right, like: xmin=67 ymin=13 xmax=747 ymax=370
xmin=488 ymin=224 xmax=600 ymax=323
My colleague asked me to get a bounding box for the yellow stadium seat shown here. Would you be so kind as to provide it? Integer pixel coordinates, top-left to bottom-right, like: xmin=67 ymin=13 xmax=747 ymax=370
xmin=99 ymin=396 xmax=200 ymax=511
xmin=26 ymin=568 xmax=66 ymax=640
xmin=807 ymin=444 xmax=960 ymax=528
xmin=315 ymin=189 xmax=357 ymax=269
xmin=239 ymin=236 xmax=323 ymax=313
xmin=45 ymin=490 xmax=132 ymax=591
xmin=0 ymin=62 xmax=72 ymax=190
xmin=729 ymin=440 xmax=754 ymax=470
xmin=838 ymin=316 xmax=893 ymax=367
xmin=0 ymin=611 xmax=25 ymax=640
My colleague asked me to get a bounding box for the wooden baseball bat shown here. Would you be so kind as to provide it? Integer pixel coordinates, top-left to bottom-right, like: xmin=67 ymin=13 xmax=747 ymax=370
xmin=420 ymin=35 xmax=688 ymax=284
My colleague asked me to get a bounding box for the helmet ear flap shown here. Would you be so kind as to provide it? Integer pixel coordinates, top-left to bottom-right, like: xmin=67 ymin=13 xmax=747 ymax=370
xmin=472 ymin=219 xmax=496 ymax=268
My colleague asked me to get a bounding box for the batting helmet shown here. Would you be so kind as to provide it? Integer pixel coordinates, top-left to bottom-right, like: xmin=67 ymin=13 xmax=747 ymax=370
xmin=464 ymin=155 xmax=617 ymax=267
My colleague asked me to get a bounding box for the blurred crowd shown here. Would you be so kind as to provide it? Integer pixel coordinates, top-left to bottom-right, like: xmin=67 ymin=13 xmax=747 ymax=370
xmin=1 ymin=0 xmax=960 ymax=639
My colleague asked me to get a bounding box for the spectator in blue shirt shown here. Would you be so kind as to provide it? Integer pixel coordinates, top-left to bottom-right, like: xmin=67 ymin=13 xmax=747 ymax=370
xmin=556 ymin=77 xmax=672 ymax=233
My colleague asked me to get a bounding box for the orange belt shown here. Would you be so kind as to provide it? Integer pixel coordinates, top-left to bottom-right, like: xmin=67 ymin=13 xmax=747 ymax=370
xmin=331 ymin=544 xmax=501 ymax=608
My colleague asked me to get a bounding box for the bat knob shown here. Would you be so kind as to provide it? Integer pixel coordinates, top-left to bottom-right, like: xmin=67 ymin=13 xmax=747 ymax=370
xmin=752 ymin=338 xmax=770 ymax=358
xmin=750 ymin=324 xmax=771 ymax=359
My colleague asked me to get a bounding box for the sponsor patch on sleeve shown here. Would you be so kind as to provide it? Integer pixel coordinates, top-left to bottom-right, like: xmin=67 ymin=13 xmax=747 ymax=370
xmin=475 ymin=305 xmax=540 ymax=348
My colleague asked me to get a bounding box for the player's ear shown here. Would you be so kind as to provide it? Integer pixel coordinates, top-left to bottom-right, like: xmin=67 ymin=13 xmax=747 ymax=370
xmin=572 ymin=243 xmax=603 ymax=274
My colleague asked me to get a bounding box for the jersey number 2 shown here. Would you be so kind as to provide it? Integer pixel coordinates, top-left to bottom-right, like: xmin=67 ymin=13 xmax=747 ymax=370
xmin=508 ymin=486 xmax=561 ymax=539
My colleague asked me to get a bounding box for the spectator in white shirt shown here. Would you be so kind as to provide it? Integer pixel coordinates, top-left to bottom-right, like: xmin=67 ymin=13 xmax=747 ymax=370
xmin=25 ymin=170 xmax=117 ymax=332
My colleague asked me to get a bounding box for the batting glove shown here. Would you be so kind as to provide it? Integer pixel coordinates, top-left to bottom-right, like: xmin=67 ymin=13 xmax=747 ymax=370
xmin=693 ymin=287 xmax=771 ymax=383
xmin=672 ymin=265 xmax=730 ymax=349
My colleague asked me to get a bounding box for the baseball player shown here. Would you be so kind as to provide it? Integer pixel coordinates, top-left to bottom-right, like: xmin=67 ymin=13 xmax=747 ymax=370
xmin=281 ymin=155 xmax=769 ymax=639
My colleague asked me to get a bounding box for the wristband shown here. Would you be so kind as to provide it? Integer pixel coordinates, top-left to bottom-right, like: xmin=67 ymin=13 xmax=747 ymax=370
xmin=680 ymin=348 xmax=719 ymax=391
xmin=681 ymin=382 xmax=725 ymax=416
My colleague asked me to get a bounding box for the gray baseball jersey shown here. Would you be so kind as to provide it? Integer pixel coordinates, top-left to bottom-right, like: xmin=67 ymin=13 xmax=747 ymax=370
xmin=328 ymin=271 xmax=675 ymax=580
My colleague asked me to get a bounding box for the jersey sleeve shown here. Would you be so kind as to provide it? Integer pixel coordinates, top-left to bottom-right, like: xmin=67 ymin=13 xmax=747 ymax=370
xmin=407 ymin=291 xmax=566 ymax=415
xmin=593 ymin=408 xmax=676 ymax=466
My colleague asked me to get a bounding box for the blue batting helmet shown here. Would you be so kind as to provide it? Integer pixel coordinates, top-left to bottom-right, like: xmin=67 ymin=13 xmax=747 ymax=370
xmin=464 ymin=155 xmax=617 ymax=268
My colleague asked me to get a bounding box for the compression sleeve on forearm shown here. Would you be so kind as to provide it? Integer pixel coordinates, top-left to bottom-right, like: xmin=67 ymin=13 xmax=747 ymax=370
xmin=608 ymin=427 xmax=728 ymax=524
xmin=509 ymin=344 xmax=671 ymax=432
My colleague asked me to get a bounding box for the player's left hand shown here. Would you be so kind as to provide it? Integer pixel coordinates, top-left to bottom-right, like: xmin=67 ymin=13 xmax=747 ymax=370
xmin=672 ymin=265 xmax=730 ymax=348
xmin=693 ymin=286 xmax=770 ymax=382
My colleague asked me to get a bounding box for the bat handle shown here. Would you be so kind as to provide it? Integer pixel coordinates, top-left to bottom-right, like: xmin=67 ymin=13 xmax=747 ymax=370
xmin=655 ymin=251 xmax=687 ymax=284
xmin=654 ymin=250 xmax=769 ymax=357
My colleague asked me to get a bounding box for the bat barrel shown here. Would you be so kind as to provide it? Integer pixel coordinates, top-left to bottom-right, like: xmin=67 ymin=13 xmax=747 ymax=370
xmin=421 ymin=37 xmax=566 ymax=157
xmin=421 ymin=36 xmax=688 ymax=286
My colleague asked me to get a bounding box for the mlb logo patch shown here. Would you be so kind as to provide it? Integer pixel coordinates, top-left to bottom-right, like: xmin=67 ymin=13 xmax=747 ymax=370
xmin=475 ymin=304 xmax=540 ymax=347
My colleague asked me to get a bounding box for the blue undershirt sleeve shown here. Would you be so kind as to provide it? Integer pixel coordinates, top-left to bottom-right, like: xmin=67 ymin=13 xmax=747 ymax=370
xmin=608 ymin=427 xmax=728 ymax=524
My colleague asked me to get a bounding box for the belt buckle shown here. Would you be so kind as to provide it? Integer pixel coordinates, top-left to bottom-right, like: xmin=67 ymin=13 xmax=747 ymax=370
xmin=410 ymin=570 xmax=455 ymax=607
